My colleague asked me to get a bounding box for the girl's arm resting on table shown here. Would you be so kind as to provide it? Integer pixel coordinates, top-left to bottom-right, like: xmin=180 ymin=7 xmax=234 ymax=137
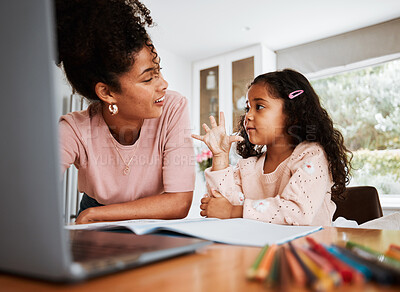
xmin=75 ymin=191 xmax=193 ymax=224
xmin=231 ymin=205 xmax=243 ymax=218
xmin=200 ymin=189 xmax=243 ymax=219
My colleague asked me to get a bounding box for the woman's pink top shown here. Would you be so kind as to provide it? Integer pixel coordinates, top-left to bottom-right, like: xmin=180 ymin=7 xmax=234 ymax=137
xmin=59 ymin=90 xmax=195 ymax=205
xmin=205 ymin=142 xmax=336 ymax=226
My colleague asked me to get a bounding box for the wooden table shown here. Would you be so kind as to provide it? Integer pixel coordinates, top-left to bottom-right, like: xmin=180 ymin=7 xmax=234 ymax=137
xmin=1 ymin=227 xmax=399 ymax=292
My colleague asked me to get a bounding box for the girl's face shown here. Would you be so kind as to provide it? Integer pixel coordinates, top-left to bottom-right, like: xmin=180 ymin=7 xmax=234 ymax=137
xmin=244 ymin=83 xmax=289 ymax=146
xmin=111 ymin=46 xmax=168 ymax=120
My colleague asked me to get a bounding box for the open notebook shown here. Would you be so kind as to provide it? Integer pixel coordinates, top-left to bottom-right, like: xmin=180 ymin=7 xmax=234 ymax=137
xmin=67 ymin=218 xmax=322 ymax=247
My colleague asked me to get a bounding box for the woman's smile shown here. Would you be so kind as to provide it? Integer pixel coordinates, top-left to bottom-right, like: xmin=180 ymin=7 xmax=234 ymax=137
xmin=154 ymin=95 xmax=165 ymax=106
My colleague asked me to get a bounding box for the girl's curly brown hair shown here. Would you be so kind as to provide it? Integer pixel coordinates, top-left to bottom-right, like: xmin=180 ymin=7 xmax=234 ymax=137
xmin=236 ymin=69 xmax=352 ymax=200
xmin=55 ymin=0 xmax=157 ymax=102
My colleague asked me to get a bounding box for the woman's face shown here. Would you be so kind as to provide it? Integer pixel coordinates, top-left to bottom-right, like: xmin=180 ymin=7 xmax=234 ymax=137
xmin=111 ymin=46 xmax=168 ymax=120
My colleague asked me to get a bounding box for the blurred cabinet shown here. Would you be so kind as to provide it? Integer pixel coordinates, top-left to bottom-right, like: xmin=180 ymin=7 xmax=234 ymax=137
xmin=192 ymin=44 xmax=276 ymax=138
xmin=232 ymin=57 xmax=254 ymax=131
xmin=200 ymin=66 xmax=219 ymax=135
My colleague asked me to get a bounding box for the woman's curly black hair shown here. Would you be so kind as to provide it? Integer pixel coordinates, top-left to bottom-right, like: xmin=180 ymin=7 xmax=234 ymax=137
xmin=55 ymin=0 xmax=157 ymax=101
xmin=235 ymin=69 xmax=352 ymax=200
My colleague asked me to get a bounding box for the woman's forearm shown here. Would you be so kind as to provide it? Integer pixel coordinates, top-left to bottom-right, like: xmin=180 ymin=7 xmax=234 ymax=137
xmin=82 ymin=191 xmax=193 ymax=222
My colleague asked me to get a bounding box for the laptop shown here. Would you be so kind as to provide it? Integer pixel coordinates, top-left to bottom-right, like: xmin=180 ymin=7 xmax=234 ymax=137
xmin=0 ymin=0 xmax=209 ymax=282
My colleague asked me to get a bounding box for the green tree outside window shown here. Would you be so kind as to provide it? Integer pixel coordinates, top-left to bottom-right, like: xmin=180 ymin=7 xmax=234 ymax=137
xmin=311 ymin=59 xmax=400 ymax=195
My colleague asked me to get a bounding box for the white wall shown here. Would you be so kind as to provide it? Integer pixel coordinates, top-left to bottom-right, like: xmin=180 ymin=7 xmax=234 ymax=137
xmin=156 ymin=47 xmax=192 ymax=100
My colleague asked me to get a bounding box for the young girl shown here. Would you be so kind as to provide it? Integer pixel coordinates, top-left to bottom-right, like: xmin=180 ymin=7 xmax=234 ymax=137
xmin=192 ymin=69 xmax=352 ymax=226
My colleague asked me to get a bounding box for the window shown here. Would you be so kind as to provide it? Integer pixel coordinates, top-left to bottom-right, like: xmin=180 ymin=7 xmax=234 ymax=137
xmin=311 ymin=59 xmax=400 ymax=204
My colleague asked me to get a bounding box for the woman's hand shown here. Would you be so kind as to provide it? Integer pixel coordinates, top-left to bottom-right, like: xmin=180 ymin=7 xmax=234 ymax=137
xmin=75 ymin=208 xmax=97 ymax=224
xmin=191 ymin=112 xmax=243 ymax=158
xmin=200 ymin=189 xmax=233 ymax=219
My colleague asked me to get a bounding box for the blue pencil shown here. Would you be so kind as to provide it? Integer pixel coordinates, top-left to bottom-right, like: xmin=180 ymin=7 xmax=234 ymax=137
xmin=344 ymin=247 xmax=400 ymax=284
xmin=332 ymin=244 xmax=394 ymax=285
xmin=326 ymin=245 xmax=372 ymax=280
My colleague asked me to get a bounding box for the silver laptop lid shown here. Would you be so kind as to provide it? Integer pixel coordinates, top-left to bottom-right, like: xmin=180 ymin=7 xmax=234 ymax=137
xmin=0 ymin=0 xmax=73 ymax=280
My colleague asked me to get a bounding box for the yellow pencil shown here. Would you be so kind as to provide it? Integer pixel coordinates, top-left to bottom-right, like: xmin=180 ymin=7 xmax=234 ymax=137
xmin=297 ymin=248 xmax=335 ymax=291
xmin=300 ymin=246 xmax=342 ymax=286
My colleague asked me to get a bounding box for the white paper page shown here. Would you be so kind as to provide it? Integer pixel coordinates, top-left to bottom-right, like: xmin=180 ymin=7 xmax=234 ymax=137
xmin=130 ymin=218 xmax=321 ymax=247
xmin=67 ymin=218 xmax=321 ymax=247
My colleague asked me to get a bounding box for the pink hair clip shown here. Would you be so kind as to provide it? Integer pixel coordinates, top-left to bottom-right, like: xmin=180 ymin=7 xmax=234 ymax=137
xmin=288 ymin=90 xmax=304 ymax=99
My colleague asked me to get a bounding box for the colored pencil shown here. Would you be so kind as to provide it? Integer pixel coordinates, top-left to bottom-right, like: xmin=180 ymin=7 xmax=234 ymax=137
xmin=288 ymin=242 xmax=318 ymax=288
xmin=279 ymin=245 xmax=292 ymax=290
xmin=326 ymin=245 xmax=370 ymax=281
xmin=385 ymin=248 xmax=400 ymax=262
xmin=346 ymin=241 xmax=400 ymax=271
xmin=297 ymin=248 xmax=335 ymax=291
xmin=306 ymin=237 xmax=355 ymax=283
xmin=284 ymin=245 xmax=307 ymax=287
xmin=255 ymin=244 xmax=278 ymax=281
xmin=299 ymin=246 xmax=342 ymax=286
xmin=389 ymin=244 xmax=400 ymax=252
xmin=265 ymin=246 xmax=281 ymax=288
xmin=247 ymin=245 xmax=269 ymax=280
xmin=347 ymin=246 xmax=400 ymax=284
xmin=333 ymin=245 xmax=395 ymax=285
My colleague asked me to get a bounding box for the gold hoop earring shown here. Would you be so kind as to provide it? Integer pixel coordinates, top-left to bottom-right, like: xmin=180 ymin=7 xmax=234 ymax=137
xmin=109 ymin=104 xmax=118 ymax=115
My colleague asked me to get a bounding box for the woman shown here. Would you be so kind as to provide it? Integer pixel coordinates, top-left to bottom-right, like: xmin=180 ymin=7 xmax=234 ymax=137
xmin=56 ymin=0 xmax=195 ymax=224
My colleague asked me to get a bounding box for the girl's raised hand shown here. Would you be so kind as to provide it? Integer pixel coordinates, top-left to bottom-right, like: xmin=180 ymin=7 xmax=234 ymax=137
xmin=191 ymin=112 xmax=243 ymax=157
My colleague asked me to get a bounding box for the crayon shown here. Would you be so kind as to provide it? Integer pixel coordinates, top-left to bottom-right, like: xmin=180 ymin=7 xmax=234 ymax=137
xmin=247 ymin=245 xmax=269 ymax=280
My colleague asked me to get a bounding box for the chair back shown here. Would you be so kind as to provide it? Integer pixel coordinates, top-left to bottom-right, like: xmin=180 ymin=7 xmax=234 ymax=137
xmin=333 ymin=186 xmax=383 ymax=224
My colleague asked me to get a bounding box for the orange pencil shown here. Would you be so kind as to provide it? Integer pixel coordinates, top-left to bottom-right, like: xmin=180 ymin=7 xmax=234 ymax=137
xmin=284 ymin=245 xmax=307 ymax=287
xmin=265 ymin=246 xmax=281 ymax=288
xmin=255 ymin=244 xmax=278 ymax=281
xmin=385 ymin=248 xmax=400 ymax=262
